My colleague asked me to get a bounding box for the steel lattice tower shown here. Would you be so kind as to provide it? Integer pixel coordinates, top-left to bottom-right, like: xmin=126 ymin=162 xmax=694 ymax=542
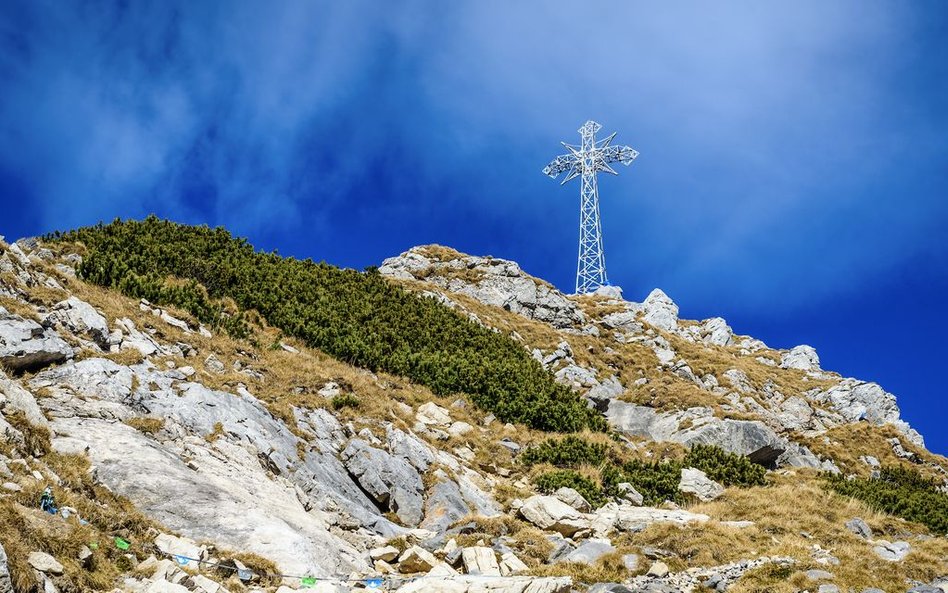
xmin=543 ymin=120 xmax=639 ymax=294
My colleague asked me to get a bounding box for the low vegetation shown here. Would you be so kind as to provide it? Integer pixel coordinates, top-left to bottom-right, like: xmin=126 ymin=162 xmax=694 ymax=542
xmin=534 ymin=470 xmax=606 ymax=506
xmin=51 ymin=217 xmax=603 ymax=432
xmin=522 ymin=437 xmax=766 ymax=506
xmin=825 ymin=466 xmax=948 ymax=535
xmin=519 ymin=435 xmax=609 ymax=468
xmin=124 ymin=417 xmax=165 ymax=435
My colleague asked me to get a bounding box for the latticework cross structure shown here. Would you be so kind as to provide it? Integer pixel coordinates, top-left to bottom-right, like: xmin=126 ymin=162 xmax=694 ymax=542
xmin=543 ymin=120 xmax=639 ymax=294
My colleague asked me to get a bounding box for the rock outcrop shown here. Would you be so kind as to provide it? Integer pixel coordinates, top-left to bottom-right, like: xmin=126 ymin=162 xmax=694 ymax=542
xmin=0 ymin=235 xmax=942 ymax=593
xmin=0 ymin=542 xmax=12 ymax=593
xmin=0 ymin=307 xmax=74 ymax=371
xmin=379 ymin=246 xmax=586 ymax=328
xmin=606 ymin=401 xmax=788 ymax=466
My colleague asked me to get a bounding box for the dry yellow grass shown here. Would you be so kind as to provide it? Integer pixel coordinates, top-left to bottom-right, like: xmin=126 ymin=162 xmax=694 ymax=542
xmin=452 ymin=515 xmax=555 ymax=567
xmin=684 ymin=474 xmax=948 ymax=592
xmin=533 ymin=550 xmax=641 ymax=584
xmin=803 ymin=423 xmax=948 ymax=478
xmin=0 ymin=437 xmax=158 ymax=592
xmin=569 ymin=294 xmax=629 ymax=319
xmin=124 ymin=417 xmax=165 ymax=435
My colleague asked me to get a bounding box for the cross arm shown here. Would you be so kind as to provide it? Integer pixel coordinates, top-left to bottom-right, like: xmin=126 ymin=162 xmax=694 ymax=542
xmin=542 ymin=153 xmax=578 ymax=179
xmin=599 ymin=145 xmax=639 ymax=166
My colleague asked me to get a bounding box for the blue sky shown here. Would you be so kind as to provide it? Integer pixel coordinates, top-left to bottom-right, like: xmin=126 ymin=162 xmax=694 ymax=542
xmin=2 ymin=1 xmax=946 ymax=453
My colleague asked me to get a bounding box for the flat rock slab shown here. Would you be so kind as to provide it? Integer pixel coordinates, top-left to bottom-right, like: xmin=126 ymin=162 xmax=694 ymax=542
xmin=0 ymin=313 xmax=73 ymax=371
xmin=560 ymin=539 xmax=615 ymax=565
xmin=27 ymin=551 xmax=64 ymax=575
xmin=394 ymin=575 xmax=572 ymax=593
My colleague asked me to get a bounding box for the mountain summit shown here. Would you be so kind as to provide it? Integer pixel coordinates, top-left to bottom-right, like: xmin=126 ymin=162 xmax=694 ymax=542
xmin=0 ymin=220 xmax=945 ymax=593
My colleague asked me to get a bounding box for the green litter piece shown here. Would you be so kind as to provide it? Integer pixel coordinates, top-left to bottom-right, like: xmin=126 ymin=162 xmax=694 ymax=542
xmin=114 ymin=537 xmax=130 ymax=551
xmin=300 ymin=577 xmax=316 ymax=587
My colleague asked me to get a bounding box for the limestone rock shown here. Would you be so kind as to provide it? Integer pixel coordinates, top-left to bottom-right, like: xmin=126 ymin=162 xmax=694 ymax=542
xmin=461 ymin=546 xmax=500 ymax=576
xmin=393 ymin=575 xmax=572 ymax=593
xmin=398 ymin=546 xmax=439 ymax=573
xmin=386 ymin=426 xmax=436 ymax=471
xmin=588 ymin=586 xmax=634 ymax=593
xmin=607 ymin=401 xmax=787 ymax=466
xmin=642 ymin=289 xmax=678 ymax=332
xmin=341 ymin=438 xmax=424 ymax=526
xmin=647 ymin=561 xmax=670 ymax=577
xmin=844 ymin=517 xmax=871 ymax=539
xmin=806 ymin=569 xmax=834 ymax=581
xmin=0 ymin=542 xmax=12 ymax=593
xmin=370 ymin=546 xmax=400 ymax=563
xmin=46 ymin=365 xmax=375 ymax=577
xmin=0 ymin=310 xmax=73 ymax=371
xmin=678 ymin=468 xmax=724 ymax=501
xmin=421 ymin=474 xmax=471 ymax=534
xmin=561 ymin=538 xmax=615 ymax=564
xmin=814 ymin=379 xmax=923 ymax=446
xmin=379 ymin=247 xmax=585 ymax=329
xmin=617 ymin=483 xmax=643 ymax=506
xmin=203 ymin=354 xmax=225 ymax=374
xmin=780 ymin=345 xmax=820 ymax=371
xmin=872 ymin=539 xmax=910 ymax=561
xmin=448 ymin=421 xmax=473 ymax=436
xmin=416 ymin=402 xmax=451 ymax=426
xmin=0 ymin=369 xmax=50 ymax=429
xmin=499 ymin=552 xmax=529 ymax=576
xmin=519 ymin=495 xmax=587 ymax=536
xmin=611 ymin=505 xmax=709 ymax=533
xmin=154 ymin=533 xmax=204 ymax=562
xmin=698 ymin=317 xmax=734 ymax=346
xmin=554 ymin=487 xmax=591 ymax=512
xmin=45 ymin=297 xmax=110 ymax=347
xmin=28 ymin=552 xmax=64 ymax=575
xmin=77 ymin=546 xmax=93 ymax=569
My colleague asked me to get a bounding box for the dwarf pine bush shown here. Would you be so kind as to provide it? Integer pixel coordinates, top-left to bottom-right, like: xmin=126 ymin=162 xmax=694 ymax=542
xmin=519 ymin=436 xmax=609 ymax=468
xmin=52 ymin=217 xmax=604 ymax=432
xmin=521 ymin=436 xmax=767 ymax=506
xmin=825 ymin=466 xmax=948 ymax=535
xmin=534 ymin=470 xmax=606 ymax=507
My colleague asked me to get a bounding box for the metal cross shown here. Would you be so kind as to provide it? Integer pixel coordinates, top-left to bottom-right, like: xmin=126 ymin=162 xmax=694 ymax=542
xmin=543 ymin=120 xmax=639 ymax=294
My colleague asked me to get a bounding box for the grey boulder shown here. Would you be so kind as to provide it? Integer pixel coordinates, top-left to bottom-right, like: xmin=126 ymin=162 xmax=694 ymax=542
xmin=873 ymin=539 xmax=910 ymax=562
xmin=342 ymin=438 xmax=424 ymax=526
xmin=845 ymin=517 xmax=871 ymax=539
xmin=642 ymin=289 xmax=679 ymax=332
xmin=421 ymin=472 xmax=471 ymax=534
xmin=560 ymin=539 xmax=615 ymax=564
xmin=607 ymin=401 xmax=787 ymax=466
xmin=679 ymin=468 xmax=724 ymax=501
xmin=780 ymin=345 xmax=820 ymax=371
xmin=0 ymin=309 xmax=73 ymax=371
xmin=0 ymin=542 xmax=12 ymax=593
xmin=45 ymin=297 xmax=110 ymax=347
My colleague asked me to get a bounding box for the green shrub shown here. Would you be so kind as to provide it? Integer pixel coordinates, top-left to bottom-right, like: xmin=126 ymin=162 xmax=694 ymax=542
xmin=521 ymin=436 xmax=767 ymax=506
xmin=330 ymin=393 xmax=360 ymax=410
xmin=825 ymin=466 xmax=948 ymax=535
xmin=534 ymin=470 xmax=606 ymax=507
xmin=520 ymin=436 xmax=609 ymax=468
xmin=683 ymin=443 xmax=766 ymax=487
xmin=51 ymin=218 xmax=604 ymax=432
xmin=603 ymin=460 xmax=684 ymax=506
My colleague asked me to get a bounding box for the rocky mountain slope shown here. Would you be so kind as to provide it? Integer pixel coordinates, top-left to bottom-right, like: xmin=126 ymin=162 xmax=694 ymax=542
xmin=0 ymin=225 xmax=946 ymax=593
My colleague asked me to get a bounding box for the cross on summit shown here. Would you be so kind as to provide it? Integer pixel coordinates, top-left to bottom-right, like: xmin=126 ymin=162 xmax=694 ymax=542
xmin=543 ymin=120 xmax=639 ymax=294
